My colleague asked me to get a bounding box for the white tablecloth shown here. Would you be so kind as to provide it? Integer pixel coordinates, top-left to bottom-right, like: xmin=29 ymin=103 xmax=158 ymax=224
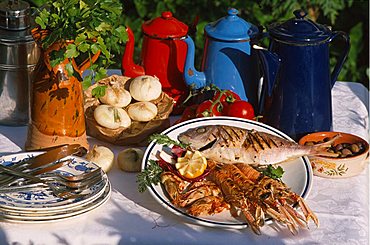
xmin=0 ymin=81 xmax=368 ymax=245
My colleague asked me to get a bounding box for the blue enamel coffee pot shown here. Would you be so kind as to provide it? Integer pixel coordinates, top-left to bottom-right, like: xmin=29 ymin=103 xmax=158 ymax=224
xmin=260 ymin=10 xmax=350 ymax=140
xmin=183 ymin=8 xmax=279 ymax=110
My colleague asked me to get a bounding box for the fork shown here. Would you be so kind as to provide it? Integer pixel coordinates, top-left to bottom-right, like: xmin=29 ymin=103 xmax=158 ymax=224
xmin=39 ymin=167 xmax=103 ymax=182
xmin=0 ymin=159 xmax=72 ymax=187
xmin=19 ymin=172 xmax=104 ymax=189
xmin=0 ymin=165 xmax=104 ymax=199
xmin=0 ymin=177 xmax=105 ymax=200
xmin=0 ymin=144 xmax=83 ymax=182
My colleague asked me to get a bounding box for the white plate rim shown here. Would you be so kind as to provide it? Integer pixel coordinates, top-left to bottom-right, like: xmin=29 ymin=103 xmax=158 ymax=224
xmin=142 ymin=116 xmax=313 ymax=229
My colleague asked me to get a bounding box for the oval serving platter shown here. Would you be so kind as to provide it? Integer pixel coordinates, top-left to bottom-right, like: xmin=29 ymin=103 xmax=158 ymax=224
xmin=142 ymin=116 xmax=313 ymax=229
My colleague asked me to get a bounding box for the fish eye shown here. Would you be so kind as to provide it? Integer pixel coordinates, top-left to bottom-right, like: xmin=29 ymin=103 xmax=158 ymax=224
xmin=196 ymin=127 xmax=206 ymax=133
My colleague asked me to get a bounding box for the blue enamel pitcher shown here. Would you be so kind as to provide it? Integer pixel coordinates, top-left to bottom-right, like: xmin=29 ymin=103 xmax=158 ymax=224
xmin=183 ymin=8 xmax=279 ymax=110
xmin=260 ymin=10 xmax=350 ymax=140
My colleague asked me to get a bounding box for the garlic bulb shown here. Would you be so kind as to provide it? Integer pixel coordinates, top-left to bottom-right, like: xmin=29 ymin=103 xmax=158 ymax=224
xmin=94 ymin=104 xmax=131 ymax=129
xmin=86 ymin=145 xmax=115 ymax=173
xmin=99 ymin=85 xmax=132 ymax=107
xmin=117 ymin=148 xmax=144 ymax=172
xmin=127 ymin=102 xmax=158 ymax=122
xmin=129 ymin=75 xmax=162 ymax=102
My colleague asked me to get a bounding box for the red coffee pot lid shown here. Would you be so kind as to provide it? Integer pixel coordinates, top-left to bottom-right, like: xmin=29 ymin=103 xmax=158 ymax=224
xmin=142 ymin=11 xmax=188 ymax=39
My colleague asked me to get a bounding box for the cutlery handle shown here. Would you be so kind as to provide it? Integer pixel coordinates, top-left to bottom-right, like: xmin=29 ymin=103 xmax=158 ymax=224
xmin=0 ymin=164 xmax=46 ymax=184
xmin=0 ymin=159 xmax=70 ymax=187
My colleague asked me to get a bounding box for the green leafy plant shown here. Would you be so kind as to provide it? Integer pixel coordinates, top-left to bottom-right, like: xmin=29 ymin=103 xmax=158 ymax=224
xmin=33 ymin=0 xmax=128 ymax=88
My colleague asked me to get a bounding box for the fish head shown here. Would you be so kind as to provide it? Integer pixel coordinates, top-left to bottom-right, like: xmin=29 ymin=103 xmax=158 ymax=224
xmin=178 ymin=125 xmax=218 ymax=151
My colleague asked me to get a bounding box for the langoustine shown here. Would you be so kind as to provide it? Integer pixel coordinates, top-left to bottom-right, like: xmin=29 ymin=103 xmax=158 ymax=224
xmin=160 ymin=171 xmax=229 ymax=216
xmin=160 ymin=161 xmax=318 ymax=235
xmin=209 ymin=162 xmax=319 ymax=235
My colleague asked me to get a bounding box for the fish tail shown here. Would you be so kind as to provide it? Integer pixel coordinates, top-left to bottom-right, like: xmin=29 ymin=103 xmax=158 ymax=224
xmin=310 ymin=134 xmax=341 ymax=157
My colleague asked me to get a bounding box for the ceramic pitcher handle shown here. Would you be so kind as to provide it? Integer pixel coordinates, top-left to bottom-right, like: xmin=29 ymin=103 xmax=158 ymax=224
xmin=328 ymin=31 xmax=350 ymax=87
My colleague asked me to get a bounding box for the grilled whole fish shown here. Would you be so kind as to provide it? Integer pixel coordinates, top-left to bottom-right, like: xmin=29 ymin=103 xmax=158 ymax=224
xmin=178 ymin=125 xmax=337 ymax=165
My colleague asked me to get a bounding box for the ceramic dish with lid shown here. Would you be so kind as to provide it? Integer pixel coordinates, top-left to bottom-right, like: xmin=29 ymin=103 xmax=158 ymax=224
xmin=299 ymin=131 xmax=369 ymax=178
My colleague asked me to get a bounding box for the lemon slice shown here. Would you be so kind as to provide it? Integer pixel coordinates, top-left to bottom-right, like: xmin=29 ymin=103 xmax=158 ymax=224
xmin=175 ymin=151 xmax=207 ymax=179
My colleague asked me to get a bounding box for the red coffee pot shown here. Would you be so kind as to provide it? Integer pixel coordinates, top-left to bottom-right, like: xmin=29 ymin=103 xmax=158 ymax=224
xmin=122 ymin=11 xmax=189 ymax=114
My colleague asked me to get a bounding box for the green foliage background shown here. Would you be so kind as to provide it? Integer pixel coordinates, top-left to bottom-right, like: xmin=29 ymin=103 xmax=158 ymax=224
xmin=28 ymin=0 xmax=369 ymax=88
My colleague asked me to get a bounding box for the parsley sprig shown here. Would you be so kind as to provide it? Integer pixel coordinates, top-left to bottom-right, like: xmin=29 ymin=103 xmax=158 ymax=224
xmin=149 ymin=134 xmax=189 ymax=149
xmin=262 ymin=165 xmax=285 ymax=180
xmin=137 ymin=160 xmax=163 ymax=193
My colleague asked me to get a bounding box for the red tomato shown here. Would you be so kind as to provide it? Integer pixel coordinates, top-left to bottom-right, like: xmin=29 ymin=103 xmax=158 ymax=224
xmin=196 ymin=100 xmax=222 ymax=117
xmin=213 ymin=90 xmax=241 ymax=105
xmin=175 ymin=104 xmax=198 ymax=124
xmin=224 ymin=100 xmax=255 ymax=120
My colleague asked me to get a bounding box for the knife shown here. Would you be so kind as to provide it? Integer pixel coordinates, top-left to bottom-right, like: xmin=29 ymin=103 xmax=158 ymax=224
xmin=21 ymin=144 xmax=83 ymax=169
xmin=0 ymin=144 xmax=83 ymax=186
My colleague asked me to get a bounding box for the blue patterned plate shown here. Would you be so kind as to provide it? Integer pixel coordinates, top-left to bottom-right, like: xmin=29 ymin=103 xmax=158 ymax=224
xmin=0 ymin=152 xmax=108 ymax=211
xmin=0 ymin=182 xmax=111 ymax=223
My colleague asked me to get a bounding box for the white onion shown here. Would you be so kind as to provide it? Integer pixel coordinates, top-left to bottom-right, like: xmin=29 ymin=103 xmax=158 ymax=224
xmin=127 ymin=102 xmax=158 ymax=122
xmin=99 ymin=85 xmax=132 ymax=107
xmin=94 ymin=104 xmax=131 ymax=129
xmin=117 ymin=148 xmax=144 ymax=172
xmin=129 ymin=75 xmax=162 ymax=102
xmin=86 ymin=145 xmax=115 ymax=173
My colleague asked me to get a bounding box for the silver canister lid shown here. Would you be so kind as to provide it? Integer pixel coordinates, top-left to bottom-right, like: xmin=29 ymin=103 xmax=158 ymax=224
xmin=0 ymin=0 xmax=31 ymax=31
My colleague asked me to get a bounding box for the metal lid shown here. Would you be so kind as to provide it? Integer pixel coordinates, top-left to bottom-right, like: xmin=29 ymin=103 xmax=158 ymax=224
xmin=204 ymin=8 xmax=259 ymax=41
xmin=268 ymin=10 xmax=332 ymax=44
xmin=0 ymin=0 xmax=31 ymax=31
xmin=142 ymin=11 xmax=188 ymax=39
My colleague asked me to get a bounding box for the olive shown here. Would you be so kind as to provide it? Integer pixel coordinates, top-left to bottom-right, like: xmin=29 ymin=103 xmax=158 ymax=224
xmin=350 ymin=143 xmax=360 ymax=153
xmin=305 ymin=141 xmax=315 ymax=146
xmin=341 ymin=148 xmax=352 ymax=157
xmin=357 ymin=142 xmax=364 ymax=150
xmin=335 ymin=144 xmax=343 ymax=151
xmin=327 ymin=148 xmax=335 ymax=153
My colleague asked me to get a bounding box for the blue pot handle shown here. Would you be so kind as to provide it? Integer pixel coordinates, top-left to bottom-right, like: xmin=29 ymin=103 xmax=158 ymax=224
xmin=328 ymin=31 xmax=350 ymax=87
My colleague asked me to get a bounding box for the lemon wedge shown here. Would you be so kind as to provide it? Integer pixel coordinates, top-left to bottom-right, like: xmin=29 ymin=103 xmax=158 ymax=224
xmin=175 ymin=151 xmax=207 ymax=179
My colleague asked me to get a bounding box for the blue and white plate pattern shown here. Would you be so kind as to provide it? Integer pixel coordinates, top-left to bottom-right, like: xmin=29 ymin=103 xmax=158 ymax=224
xmin=0 ymin=152 xmax=108 ymax=211
xmin=0 ymin=182 xmax=111 ymax=223
xmin=142 ymin=117 xmax=313 ymax=229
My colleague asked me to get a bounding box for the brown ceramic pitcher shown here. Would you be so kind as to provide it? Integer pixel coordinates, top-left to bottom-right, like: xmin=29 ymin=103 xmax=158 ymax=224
xmin=25 ymin=28 xmax=100 ymax=150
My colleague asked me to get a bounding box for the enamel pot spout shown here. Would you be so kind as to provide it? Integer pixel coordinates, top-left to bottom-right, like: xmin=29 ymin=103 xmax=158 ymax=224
xmin=183 ymin=36 xmax=206 ymax=89
xmin=121 ymin=26 xmax=145 ymax=77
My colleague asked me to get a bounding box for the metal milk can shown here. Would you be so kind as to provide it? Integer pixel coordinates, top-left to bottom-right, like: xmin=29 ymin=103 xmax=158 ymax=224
xmin=0 ymin=0 xmax=40 ymax=125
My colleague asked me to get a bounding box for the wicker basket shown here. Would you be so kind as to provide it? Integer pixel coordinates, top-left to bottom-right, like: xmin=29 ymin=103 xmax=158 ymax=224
xmin=84 ymin=75 xmax=174 ymax=146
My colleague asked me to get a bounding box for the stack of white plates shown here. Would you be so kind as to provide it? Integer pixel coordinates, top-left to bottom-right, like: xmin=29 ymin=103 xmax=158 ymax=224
xmin=0 ymin=152 xmax=111 ymax=223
